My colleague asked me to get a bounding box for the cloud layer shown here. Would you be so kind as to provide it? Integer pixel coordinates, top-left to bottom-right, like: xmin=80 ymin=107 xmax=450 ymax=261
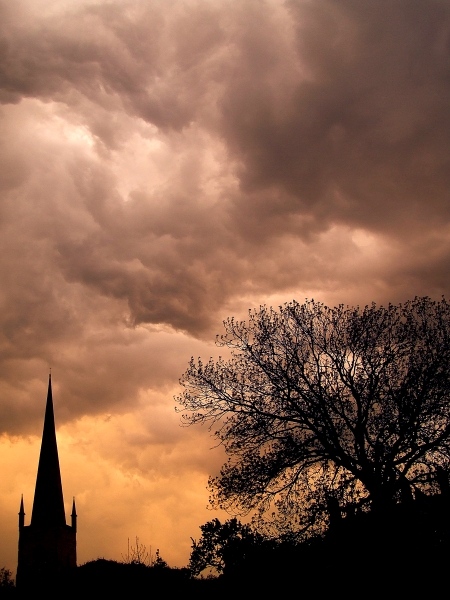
xmin=1 ymin=0 xmax=449 ymax=574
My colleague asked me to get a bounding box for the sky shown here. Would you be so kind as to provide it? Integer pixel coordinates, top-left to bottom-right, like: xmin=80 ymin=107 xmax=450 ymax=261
xmin=1 ymin=0 xmax=450 ymax=576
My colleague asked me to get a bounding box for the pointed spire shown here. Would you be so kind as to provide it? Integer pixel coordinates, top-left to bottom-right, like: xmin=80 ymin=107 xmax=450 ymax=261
xmin=71 ymin=497 xmax=77 ymax=533
xmin=19 ymin=495 xmax=25 ymax=530
xmin=30 ymin=373 xmax=66 ymax=528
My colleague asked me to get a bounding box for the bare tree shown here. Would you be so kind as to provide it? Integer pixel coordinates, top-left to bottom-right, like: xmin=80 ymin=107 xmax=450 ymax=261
xmin=177 ymin=297 xmax=450 ymax=538
xmin=122 ymin=537 xmax=151 ymax=566
xmin=122 ymin=537 xmax=167 ymax=569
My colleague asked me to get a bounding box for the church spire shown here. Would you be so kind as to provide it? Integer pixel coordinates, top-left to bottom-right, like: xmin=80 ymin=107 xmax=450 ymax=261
xmin=17 ymin=374 xmax=77 ymax=592
xmin=30 ymin=373 xmax=66 ymax=528
xmin=19 ymin=495 xmax=25 ymax=530
xmin=71 ymin=497 xmax=77 ymax=533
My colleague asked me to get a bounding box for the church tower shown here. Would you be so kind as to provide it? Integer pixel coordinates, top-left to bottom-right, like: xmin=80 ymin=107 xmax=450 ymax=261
xmin=16 ymin=374 xmax=77 ymax=591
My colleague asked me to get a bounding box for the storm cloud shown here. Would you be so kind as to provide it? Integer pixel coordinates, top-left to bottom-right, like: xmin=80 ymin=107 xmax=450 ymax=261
xmin=1 ymin=0 xmax=449 ymax=574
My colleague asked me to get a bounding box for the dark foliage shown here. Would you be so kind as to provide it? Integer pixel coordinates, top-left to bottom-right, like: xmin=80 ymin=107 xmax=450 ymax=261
xmin=189 ymin=496 xmax=450 ymax=596
xmin=189 ymin=517 xmax=274 ymax=577
xmin=0 ymin=568 xmax=16 ymax=598
xmin=72 ymin=558 xmax=191 ymax=594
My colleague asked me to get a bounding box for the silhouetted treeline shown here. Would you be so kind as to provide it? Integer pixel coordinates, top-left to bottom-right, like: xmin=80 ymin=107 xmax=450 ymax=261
xmin=73 ymin=559 xmax=193 ymax=593
xmin=9 ymin=491 xmax=450 ymax=598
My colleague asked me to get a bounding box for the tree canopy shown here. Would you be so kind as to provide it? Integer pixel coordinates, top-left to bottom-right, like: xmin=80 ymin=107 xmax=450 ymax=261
xmin=189 ymin=518 xmax=267 ymax=577
xmin=177 ymin=297 xmax=450 ymax=539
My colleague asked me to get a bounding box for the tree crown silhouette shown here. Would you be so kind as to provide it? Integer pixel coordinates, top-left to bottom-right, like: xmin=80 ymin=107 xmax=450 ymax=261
xmin=177 ymin=297 xmax=450 ymax=537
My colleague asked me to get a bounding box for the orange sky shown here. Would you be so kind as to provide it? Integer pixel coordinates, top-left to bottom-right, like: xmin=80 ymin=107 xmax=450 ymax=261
xmin=1 ymin=0 xmax=450 ymax=577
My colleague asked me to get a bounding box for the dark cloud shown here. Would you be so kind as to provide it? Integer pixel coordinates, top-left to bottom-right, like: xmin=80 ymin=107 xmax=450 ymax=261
xmin=0 ymin=0 xmax=448 ymax=394
xmin=221 ymin=0 xmax=450 ymax=234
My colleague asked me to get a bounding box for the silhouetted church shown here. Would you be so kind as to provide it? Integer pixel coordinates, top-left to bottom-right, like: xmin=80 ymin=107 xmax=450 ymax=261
xmin=16 ymin=374 xmax=77 ymax=590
